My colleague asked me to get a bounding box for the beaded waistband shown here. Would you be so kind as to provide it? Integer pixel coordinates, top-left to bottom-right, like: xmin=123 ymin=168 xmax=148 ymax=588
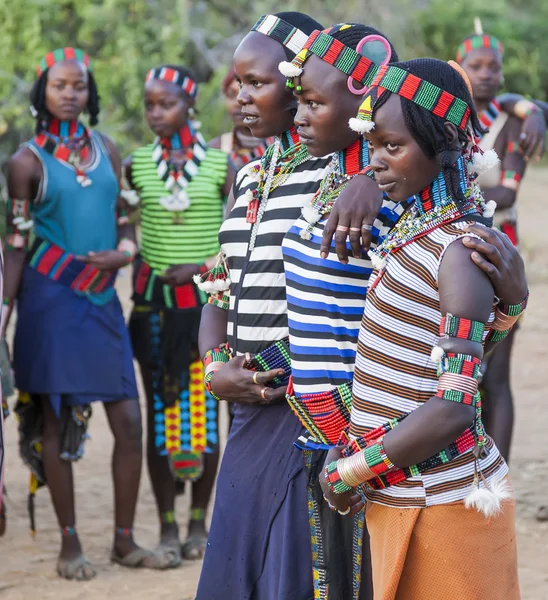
xmin=28 ymin=238 xmax=116 ymax=295
xmin=133 ymin=259 xmax=206 ymax=310
xmin=286 ymin=379 xmax=353 ymax=446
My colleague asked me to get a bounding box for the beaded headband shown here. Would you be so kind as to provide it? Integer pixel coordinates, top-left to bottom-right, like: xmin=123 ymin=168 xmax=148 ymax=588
xmin=348 ymin=63 xmax=471 ymax=134
xmin=456 ymin=34 xmax=504 ymax=64
xmin=37 ymin=48 xmax=91 ymax=76
xmin=145 ymin=67 xmax=198 ymax=99
xmin=279 ymin=25 xmax=383 ymax=93
xmin=251 ymin=14 xmax=309 ymax=55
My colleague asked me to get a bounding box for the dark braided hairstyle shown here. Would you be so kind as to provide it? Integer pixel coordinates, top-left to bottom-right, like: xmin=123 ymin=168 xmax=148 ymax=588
xmin=373 ymin=58 xmax=485 ymax=204
xmin=30 ymin=67 xmax=100 ymax=134
xmin=327 ymin=23 xmax=399 ymax=62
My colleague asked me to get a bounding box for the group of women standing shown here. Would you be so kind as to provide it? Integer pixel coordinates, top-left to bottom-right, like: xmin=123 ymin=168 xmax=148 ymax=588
xmin=0 ymin=8 xmax=544 ymax=599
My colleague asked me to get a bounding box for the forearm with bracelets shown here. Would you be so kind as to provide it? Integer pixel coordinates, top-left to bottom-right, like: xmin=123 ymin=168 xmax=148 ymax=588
xmin=203 ymin=344 xmax=233 ymax=401
xmin=486 ymin=290 xmax=529 ymax=343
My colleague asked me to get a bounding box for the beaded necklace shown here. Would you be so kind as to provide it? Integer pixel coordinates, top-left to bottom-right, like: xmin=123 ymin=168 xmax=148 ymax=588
xmin=300 ymin=136 xmax=369 ymax=239
xmin=35 ymin=119 xmax=92 ymax=187
xmin=231 ymin=132 xmax=276 ymax=168
xmin=368 ymin=156 xmax=486 ymax=281
xmin=152 ymin=122 xmax=207 ymax=222
xmin=246 ymin=127 xmax=310 ymax=251
xmin=477 ymin=99 xmax=501 ymax=140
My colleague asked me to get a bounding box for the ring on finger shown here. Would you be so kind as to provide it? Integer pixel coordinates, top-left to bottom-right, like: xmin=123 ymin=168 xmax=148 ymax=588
xmin=260 ymin=387 xmax=267 ymax=400
xmin=244 ymin=352 xmax=252 ymax=365
xmin=336 ymin=225 xmax=349 ymax=232
xmin=253 ymin=372 xmax=260 ymax=385
xmin=338 ymin=506 xmax=351 ymax=516
xmin=349 ymin=227 xmax=361 ymax=232
xmin=361 ymin=224 xmax=373 ymax=231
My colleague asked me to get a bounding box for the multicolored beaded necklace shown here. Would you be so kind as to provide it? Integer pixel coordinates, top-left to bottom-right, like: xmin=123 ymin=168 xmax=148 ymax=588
xmin=477 ymin=99 xmax=501 ymax=139
xmin=35 ymin=119 xmax=92 ymax=187
xmin=300 ymin=136 xmax=369 ymax=239
xmin=368 ymin=156 xmax=486 ymax=284
xmin=231 ymin=131 xmax=276 ymax=168
xmin=152 ymin=122 xmax=207 ymax=222
xmin=246 ymin=127 xmax=309 ymax=251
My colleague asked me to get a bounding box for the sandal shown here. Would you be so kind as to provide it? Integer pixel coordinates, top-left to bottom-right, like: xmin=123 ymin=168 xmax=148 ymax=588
xmin=158 ymin=539 xmax=183 ymax=568
xmin=57 ymin=555 xmax=97 ymax=581
xmin=181 ymin=534 xmax=208 ymax=560
xmin=110 ymin=547 xmax=175 ymax=570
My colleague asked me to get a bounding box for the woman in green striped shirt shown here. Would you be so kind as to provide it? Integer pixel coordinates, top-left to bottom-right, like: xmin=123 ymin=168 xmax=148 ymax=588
xmin=123 ymin=64 xmax=234 ymax=565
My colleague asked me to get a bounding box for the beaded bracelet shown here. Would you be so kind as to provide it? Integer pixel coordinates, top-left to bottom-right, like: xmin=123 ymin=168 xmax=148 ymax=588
xmin=435 ymin=353 xmax=481 ymax=406
xmin=208 ymin=292 xmax=230 ymax=311
xmin=440 ymin=314 xmax=485 ymax=343
xmin=514 ymin=99 xmax=543 ymax=119
xmin=324 ymin=460 xmax=353 ymax=495
xmin=501 ymin=170 xmax=522 ymax=191
xmin=499 ymin=289 xmax=529 ymax=316
xmin=486 ymin=290 xmax=529 ymax=342
xmin=203 ymin=344 xmax=232 ymax=402
xmin=117 ymin=238 xmax=137 ymax=263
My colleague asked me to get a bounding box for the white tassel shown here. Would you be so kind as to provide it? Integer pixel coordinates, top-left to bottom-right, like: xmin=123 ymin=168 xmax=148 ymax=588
xmin=192 ymin=274 xmax=203 ymax=286
xmin=464 ymin=477 xmax=512 ymax=517
xmin=348 ymin=117 xmax=375 ymax=134
xmin=300 ymin=228 xmax=312 ymax=240
xmin=278 ymin=61 xmax=303 ymax=78
xmin=196 ymin=279 xmax=216 ymax=293
xmin=483 ymin=200 xmax=497 ymax=219
xmin=474 ymin=17 xmax=483 ymax=35
xmin=470 ymin=149 xmax=499 ymax=176
xmin=13 ymin=217 xmax=34 ymax=231
xmin=367 ymin=250 xmax=386 ymax=271
xmin=247 ymin=166 xmax=261 ymax=182
xmin=120 ymin=189 xmax=141 ymax=206
xmin=301 ymin=204 xmax=321 ymax=225
xmin=213 ymin=277 xmax=231 ymax=292
xmin=430 ymin=345 xmax=445 ymax=364
xmin=244 ymin=189 xmax=255 ymax=202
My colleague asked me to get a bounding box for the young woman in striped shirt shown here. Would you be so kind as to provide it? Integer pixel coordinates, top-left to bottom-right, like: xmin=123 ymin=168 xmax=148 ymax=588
xmin=123 ymin=64 xmax=234 ymax=564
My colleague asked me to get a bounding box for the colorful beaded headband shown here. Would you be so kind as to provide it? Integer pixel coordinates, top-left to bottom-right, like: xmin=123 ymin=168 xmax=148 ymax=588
xmin=279 ymin=25 xmax=384 ymax=94
xmin=456 ymin=34 xmax=504 ymax=63
xmin=349 ymin=63 xmax=471 ymax=134
xmin=145 ymin=67 xmax=198 ymax=99
xmin=251 ymin=14 xmax=309 ymax=55
xmin=37 ymin=48 xmax=91 ymax=76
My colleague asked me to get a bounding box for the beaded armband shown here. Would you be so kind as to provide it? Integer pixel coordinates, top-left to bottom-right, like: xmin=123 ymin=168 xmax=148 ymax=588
xmin=117 ymin=238 xmax=137 ymax=263
xmin=513 ymin=99 xmax=543 ymax=120
xmin=501 ymin=170 xmax=522 ymax=191
xmin=506 ymin=141 xmax=523 ymax=156
xmin=486 ymin=290 xmax=529 ymax=342
xmin=435 ymin=353 xmax=481 ymax=406
xmin=203 ymin=344 xmax=233 ymax=402
xmin=324 ymin=460 xmax=353 ymax=495
xmin=440 ymin=313 xmax=485 ymax=343
xmin=245 ymin=338 xmax=291 ymax=387
xmin=6 ymin=198 xmax=34 ymax=249
xmin=208 ymin=292 xmax=230 ymax=311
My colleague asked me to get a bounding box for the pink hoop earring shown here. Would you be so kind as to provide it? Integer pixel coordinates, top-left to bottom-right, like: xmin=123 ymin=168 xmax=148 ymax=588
xmin=347 ymin=34 xmax=393 ymax=96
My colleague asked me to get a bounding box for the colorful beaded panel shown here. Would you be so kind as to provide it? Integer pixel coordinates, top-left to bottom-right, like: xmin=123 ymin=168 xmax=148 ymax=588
xmin=28 ymin=238 xmax=116 ymax=295
xmin=440 ymin=314 xmax=485 ymax=343
xmin=133 ymin=259 xmax=206 ymax=310
xmin=207 ymin=292 xmax=230 ymax=311
xmin=251 ymin=14 xmax=309 ymax=55
xmin=287 ymin=380 xmax=352 ymax=446
xmin=435 ymin=353 xmax=481 ymax=406
xmin=291 ymin=26 xmax=378 ymax=86
xmin=456 ymin=34 xmax=504 ymax=64
xmin=146 ymin=67 xmax=197 ymax=98
xmin=478 ymin=98 xmax=501 ymax=133
xmin=325 ymin=460 xmax=352 ymax=494
xmin=37 ymin=47 xmax=91 ymax=75
xmin=245 ymin=337 xmax=291 ymax=387
xmin=356 ymin=64 xmax=471 ymax=132
xmin=501 ymin=170 xmax=522 ymax=191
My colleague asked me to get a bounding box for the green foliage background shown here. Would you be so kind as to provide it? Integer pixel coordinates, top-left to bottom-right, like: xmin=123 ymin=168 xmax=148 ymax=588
xmin=0 ymin=0 xmax=545 ymax=173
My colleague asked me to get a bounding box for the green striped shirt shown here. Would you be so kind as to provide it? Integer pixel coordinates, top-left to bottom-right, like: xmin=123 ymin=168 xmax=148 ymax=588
xmin=132 ymin=144 xmax=227 ymax=270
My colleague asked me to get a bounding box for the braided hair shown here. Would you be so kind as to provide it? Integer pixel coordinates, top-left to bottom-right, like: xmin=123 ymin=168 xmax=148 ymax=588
xmin=30 ymin=68 xmax=100 ymax=133
xmin=374 ymin=58 xmax=484 ymax=203
xmin=273 ymin=12 xmax=324 ymax=59
xmin=328 ymin=23 xmax=399 ymax=62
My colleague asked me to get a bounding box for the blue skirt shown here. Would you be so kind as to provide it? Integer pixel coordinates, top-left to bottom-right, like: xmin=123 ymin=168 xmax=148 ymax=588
xmin=14 ymin=266 xmax=138 ymax=416
xmin=196 ymin=401 xmax=313 ymax=600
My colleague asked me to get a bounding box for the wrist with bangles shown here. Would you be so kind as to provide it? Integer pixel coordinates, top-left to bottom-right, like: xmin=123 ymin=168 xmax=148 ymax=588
xmin=117 ymin=238 xmax=137 ymax=265
xmin=514 ymin=99 xmax=543 ymax=119
xmin=203 ymin=344 xmax=232 ymax=401
xmin=487 ymin=289 xmax=529 ymax=342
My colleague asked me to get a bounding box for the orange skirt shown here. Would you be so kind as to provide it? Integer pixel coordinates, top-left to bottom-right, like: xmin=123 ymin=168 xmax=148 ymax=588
xmin=366 ymin=493 xmax=520 ymax=600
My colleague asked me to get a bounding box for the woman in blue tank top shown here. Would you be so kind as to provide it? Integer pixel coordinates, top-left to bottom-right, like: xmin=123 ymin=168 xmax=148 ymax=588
xmin=3 ymin=48 xmax=176 ymax=580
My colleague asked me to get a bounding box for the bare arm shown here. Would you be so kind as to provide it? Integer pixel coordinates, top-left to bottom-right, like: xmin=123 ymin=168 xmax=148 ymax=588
xmin=382 ymin=240 xmax=494 ymax=467
xmin=198 ymin=303 xmax=229 ymax=358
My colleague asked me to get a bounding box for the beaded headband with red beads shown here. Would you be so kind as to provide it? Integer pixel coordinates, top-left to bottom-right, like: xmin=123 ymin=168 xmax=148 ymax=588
xmin=145 ymin=67 xmax=198 ymax=99
xmin=37 ymin=48 xmax=91 ymax=76
xmin=279 ymin=24 xmax=382 ymax=94
xmin=348 ymin=63 xmax=472 ymax=134
xmin=251 ymin=14 xmax=309 ymax=55
xmin=456 ymin=34 xmax=504 ymax=64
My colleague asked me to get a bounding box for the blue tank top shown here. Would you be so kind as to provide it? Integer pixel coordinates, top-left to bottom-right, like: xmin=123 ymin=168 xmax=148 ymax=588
xmin=26 ymin=131 xmax=119 ymax=305
xmin=27 ymin=131 xmax=118 ymax=255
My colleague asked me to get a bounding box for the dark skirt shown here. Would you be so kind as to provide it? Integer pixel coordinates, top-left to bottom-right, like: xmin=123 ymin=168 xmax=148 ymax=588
xmin=13 ymin=266 xmax=138 ymax=416
xmin=196 ymin=401 xmax=314 ymax=600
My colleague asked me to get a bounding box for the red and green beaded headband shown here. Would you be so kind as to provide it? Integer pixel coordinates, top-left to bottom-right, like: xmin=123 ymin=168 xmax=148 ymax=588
xmin=456 ymin=35 xmax=504 ymax=64
xmin=279 ymin=25 xmax=384 ymax=94
xmin=251 ymin=14 xmax=309 ymax=55
xmin=349 ymin=63 xmax=471 ymax=134
xmin=37 ymin=48 xmax=91 ymax=76
xmin=145 ymin=67 xmax=198 ymax=99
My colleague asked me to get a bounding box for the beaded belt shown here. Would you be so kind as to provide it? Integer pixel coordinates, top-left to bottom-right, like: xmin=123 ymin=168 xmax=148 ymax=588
xmin=342 ymin=419 xmax=477 ymax=490
xmin=287 ymin=379 xmax=352 ymax=446
xmin=245 ymin=337 xmax=291 ymax=387
xmin=28 ymin=238 xmax=116 ymax=294
xmin=133 ymin=259 xmax=206 ymax=310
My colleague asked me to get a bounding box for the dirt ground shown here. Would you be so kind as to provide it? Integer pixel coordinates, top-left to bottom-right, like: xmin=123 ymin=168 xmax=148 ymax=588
xmin=1 ymin=168 xmax=548 ymax=599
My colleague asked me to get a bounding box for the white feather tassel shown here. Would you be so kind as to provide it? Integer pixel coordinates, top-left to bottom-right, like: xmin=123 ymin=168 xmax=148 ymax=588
xmin=430 ymin=345 xmax=445 ymax=364
xmin=367 ymin=250 xmax=386 ymax=271
xmin=301 ymin=205 xmax=321 ymax=225
xmin=464 ymin=477 xmax=512 ymax=518
xmin=470 ymin=149 xmax=499 ymax=176
xmin=278 ymin=61 xmax=303 ymax=78
xmin=483 ymin=200 xmax=497 ymax=219
xmin=474 ymin=17 xmax=483 ymax=35
xmin=348 ymin=117 xmax=375 ymax=134
xmin=300 ymin=228 xmax=312 ymax=240
xmin=120 ymin=189 xmax=141 ymax=206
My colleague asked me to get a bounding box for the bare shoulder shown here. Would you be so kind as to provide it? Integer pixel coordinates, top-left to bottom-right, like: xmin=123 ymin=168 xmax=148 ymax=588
xmin=8 ymin=146 xmax=40 ymax=173
xmin=209 ymin=136 xmax=222 ymax=150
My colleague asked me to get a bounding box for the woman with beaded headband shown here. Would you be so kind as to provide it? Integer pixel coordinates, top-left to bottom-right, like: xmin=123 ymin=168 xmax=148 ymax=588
xmin=194 ymin=11 xmax=398 ymax=599
xmin=278 ymin=23 xmax=529 ymax=600
xmin=210 ymin=64 xmax=276 ymax=169
xmin=456 ymin=21 xmax=543 ymax=464
xmin=3 ymin=48 xmax=173 ymax=580
xmin=318 ymin=58 xmax=524 ymax=598
xmin=122 ymin=64 xmax=233 ymax=564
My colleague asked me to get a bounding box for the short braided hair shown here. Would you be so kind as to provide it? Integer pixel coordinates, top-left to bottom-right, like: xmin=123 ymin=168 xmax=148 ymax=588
xmin=328 ymin=23 xmax=399 ymax=62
